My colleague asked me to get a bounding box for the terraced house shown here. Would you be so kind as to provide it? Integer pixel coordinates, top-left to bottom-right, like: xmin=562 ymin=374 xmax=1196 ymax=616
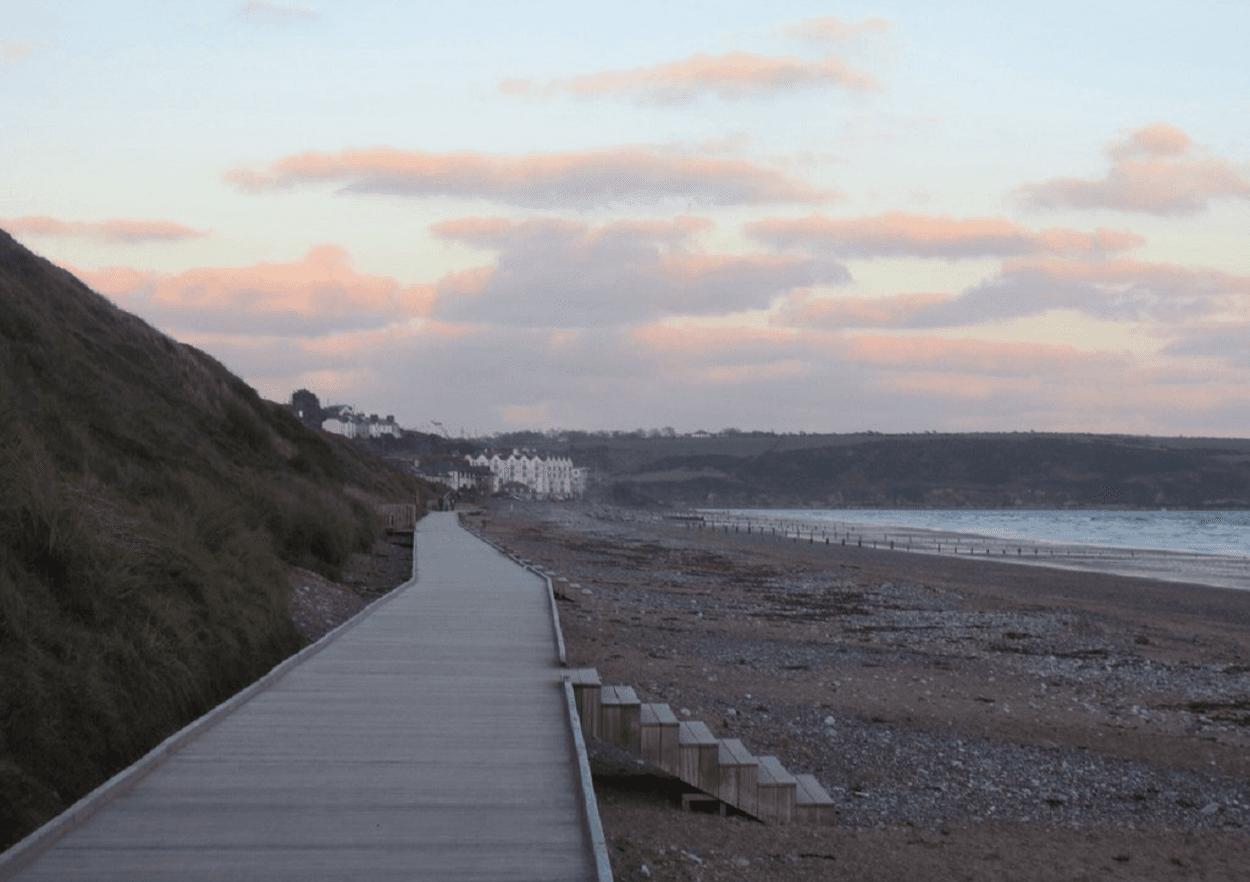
xmin=466 ymin=450 xmax=587 ymax=499
xmin=320 ymin=405 xmax=402 ymax=439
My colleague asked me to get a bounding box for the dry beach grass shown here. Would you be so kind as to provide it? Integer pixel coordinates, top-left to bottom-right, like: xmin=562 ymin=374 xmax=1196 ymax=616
xmin=472 ymin=501 xmax=1250 ymax=882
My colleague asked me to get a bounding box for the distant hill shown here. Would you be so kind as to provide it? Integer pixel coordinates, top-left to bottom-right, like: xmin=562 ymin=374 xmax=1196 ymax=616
xmin=489 ymin=431 xmax=1250 ymax=509
xmin=0 ymin=229 xmax=431 ymax=850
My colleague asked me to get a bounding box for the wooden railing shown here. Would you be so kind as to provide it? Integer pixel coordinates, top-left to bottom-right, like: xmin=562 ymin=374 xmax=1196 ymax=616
xmin=376 ymin=503 xmax=417 ymax=531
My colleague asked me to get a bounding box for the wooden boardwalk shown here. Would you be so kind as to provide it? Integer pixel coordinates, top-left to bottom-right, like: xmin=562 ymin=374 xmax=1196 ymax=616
xmin=2 ymin=513 xmax=598 ymax=881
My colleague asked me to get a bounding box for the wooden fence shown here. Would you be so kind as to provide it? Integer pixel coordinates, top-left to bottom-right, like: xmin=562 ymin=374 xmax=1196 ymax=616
xmin=376 ymin=503 xmax=417 ymax=531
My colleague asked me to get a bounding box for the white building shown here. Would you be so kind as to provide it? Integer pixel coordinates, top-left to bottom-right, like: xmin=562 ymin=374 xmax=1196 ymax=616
xmin=466 ymin=450 xmax=587 ymax=499
xmin=321 ymin=405 xmax=401 ymax=439
xmin=418 ymin=463 xmax=491 ymax=492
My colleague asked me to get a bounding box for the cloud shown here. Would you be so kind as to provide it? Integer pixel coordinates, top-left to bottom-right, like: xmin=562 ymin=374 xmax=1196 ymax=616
xmin=906 ymin=257 xmax=1250 ymax=328
xmin=772 ymin=291 xmax=956 ymax=328
xmin=225 ymin=145 xmax=839 ymax=208
xmin=1 ymin=41 xmax=36 ymax=63
xmin=1018 ymin=122 xmax=1250 ymax=215
xmin=428 ymin=215 xmax=849 ymax=328
xmin=744 ymin=211 xmax=1144 ymax=259
xmin=841 ymin=334 xmax=1115 ymax=376
xmin=1162 ymin=325 xmax=1250 ymax=366
xmin=63 ymin=245 xmax=433 ymax=338
xmin=499 ymin=51 xmax=881 ymax=103
xmin=4 ymin=215 xmax=208 ymax=243
xmin=772 ymin=255 xmax=1250 ymax=331
xmin=238 ymin=1 xmax=317 ymax=23
xmin=781 ymin=15 xmax=891 ymax=43
xmin=995 ymin=257 xmax=1250 ymax=321
xmin=52 ymin=243 xmax=1247 ymax=437
xmin=150 ymin=286 xmax=1249 ymax=437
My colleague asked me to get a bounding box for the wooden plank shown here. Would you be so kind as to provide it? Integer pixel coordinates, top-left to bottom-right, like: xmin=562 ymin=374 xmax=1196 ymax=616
xmin=599 ymin=685 xmax=640 ymax=754
xmin=375 ymin=503 xmax=417 ymax=530
xmin=755 ymin=756 xmax=797 ymax=825
xmin=793 ymin=773 xmax=838 ymax=825
xmin=563 ymin=669 xmax=601 ymax=740
xmin=638 ymin=703 xmax=678 ymax=774
xmin=715 ymin=738 xmax=758 ymax=818
xmin=3 ymin=513 xmax=595 ymax=882
xmin=677 ymin=721 xmax=719 ymax=793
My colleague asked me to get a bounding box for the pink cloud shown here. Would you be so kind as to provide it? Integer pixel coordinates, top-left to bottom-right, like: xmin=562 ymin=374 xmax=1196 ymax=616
xmin=744 ymin=211 xmax=1144 ymax=259
xmin=34 ymin=248 xmax=1249 ymax=436
xmin=4 ymin=215 xmax=207 ymax=243
xmin=428 ymin=215 xmax=849 ymax=327
xmin=782 ymin=15 xmax=891 ymax=42
xmin=1108 ymin=121 xmax=1192 ymax=160
xmin=773 ymin=291 xmax=956 ymax=328
xmin=632 ymin=323 xmax=804 ymax=355
xmin=63 ymin=245 xmax=433 ymax=338
xmin=180 ymin=305 xmax=1250 ymax=437
xmin=225 ymin=146 xmax=838 ymax=208
xmin=1018 ymin=122 xmax=1250 ymax=215
xmin=500 ymin=51 xmax=881 ymax=103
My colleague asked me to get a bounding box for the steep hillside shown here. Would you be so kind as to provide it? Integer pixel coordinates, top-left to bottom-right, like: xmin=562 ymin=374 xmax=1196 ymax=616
xmin=0 ymin=230 xmax=430 ymax=850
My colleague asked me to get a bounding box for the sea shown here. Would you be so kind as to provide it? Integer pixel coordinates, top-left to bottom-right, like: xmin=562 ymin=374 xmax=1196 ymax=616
xmin=701 ymin=509 xmax=1250 ymax=591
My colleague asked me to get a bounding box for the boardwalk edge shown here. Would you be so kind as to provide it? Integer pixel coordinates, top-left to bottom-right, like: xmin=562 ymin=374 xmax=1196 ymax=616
xmin=0 ymin=533 xmax=422 ymax=880
xmin=460 ymin=514 xmax=612 ymax=881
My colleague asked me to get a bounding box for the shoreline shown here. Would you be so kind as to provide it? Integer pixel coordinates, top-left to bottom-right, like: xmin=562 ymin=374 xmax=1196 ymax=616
xmin=685 ymin=509 xmax=1250 ymax=593
xmin=472 ymin=500 xmax=1250 ymax=881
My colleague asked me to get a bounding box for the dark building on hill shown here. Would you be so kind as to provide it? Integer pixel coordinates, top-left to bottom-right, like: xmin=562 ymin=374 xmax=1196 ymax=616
xmin=289 ymin=389 xmax=323 ymax=428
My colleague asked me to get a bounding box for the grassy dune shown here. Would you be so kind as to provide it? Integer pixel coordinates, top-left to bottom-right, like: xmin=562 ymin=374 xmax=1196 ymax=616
xmin=0 ymin=230 xmax=431 ymax=849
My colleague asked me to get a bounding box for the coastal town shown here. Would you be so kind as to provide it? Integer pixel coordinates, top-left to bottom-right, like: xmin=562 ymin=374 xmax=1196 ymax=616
xmin=289 ymin=389 xmax=590 ymax=500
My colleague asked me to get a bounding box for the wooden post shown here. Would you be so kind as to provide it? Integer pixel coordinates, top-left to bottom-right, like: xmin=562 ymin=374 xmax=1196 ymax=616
xmin=716 ymin=738 xmax=758 ymax=817
xmin=756 ymin=756 xmax=797 ymax=824
xmin=563 ymin=668 xmax=602 ymax=740
xmin=600 ymin=685 xmax=641 ymax=754
xmin=794 ymin=774 xmax=837 ymax=825
xmin=640 ymin=704 xmax=679 ymax=774
xmin=678 ymin=721 xmax=719 ymax=793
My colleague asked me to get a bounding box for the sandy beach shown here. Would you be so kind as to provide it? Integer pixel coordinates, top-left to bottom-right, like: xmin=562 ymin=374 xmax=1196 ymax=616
xmin=470 ymin=501 xmax=1250 ymax=882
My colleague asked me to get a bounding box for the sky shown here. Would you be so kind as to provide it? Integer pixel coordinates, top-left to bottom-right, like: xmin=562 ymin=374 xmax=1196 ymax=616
xmin=4 ymin=1 xmax=1249 ymax=437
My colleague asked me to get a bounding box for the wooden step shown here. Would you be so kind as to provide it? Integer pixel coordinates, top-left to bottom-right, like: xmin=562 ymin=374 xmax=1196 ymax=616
xmin=794 ymin=774 xmax=838 ymax=825
xmin=572 ymin=674 xmax=828 ymax=825
xmin=677 ymin=721 xmax=719 ymax=793
xmin=562 ymin=668 xmax=601 ymax=739
xmin=755 ymin=756 xmax=797 ymax=825
xmin=639 ymin=703 xmax=679 ymax=774
xmin=600 ymin=685 xmax=641 ymax=754
xmin=716 ymin=738 xmax=759 ymax=818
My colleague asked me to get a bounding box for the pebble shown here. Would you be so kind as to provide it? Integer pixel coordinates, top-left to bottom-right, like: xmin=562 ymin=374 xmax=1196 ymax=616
xmin=511 ymin=504 xmax=1250 ymax=835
